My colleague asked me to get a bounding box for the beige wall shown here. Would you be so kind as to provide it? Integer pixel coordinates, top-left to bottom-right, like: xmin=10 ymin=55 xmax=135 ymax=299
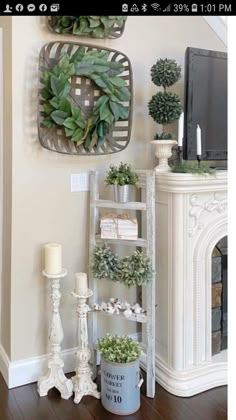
xmin=0 ymin=16 xmax=12 ymax=356
xmin=1 ymin=16 xmax=225 ymax=361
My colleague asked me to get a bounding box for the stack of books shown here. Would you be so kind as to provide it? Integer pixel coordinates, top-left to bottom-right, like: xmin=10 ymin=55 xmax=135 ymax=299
xmin=100 ymin=213 xmax=138 ymax=240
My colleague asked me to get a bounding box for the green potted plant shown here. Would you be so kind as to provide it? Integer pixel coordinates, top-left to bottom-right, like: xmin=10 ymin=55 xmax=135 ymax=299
xmin=105 ymin=162 xmax=139 ymax=203
xmin=97 ymin=334 xmax=142 ymax=415
xmin=148 ymin=58 xmax=183 ymax=172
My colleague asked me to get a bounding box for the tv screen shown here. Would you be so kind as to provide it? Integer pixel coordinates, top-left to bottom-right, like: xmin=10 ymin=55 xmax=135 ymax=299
xmin=183 ymin=47 xmax=227 ymax=161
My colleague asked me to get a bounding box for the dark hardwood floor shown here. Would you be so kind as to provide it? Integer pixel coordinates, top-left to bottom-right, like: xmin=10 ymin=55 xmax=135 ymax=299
xmin=0 ymin=372 xmax=227 ymax=420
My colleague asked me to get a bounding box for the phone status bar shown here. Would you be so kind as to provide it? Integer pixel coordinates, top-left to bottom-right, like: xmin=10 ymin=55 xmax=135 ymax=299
xmin=0 ymin=2 xmax=233 ymax=15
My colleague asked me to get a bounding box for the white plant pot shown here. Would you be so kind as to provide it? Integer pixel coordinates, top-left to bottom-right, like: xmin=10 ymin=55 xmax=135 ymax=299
xmin=151 ymin=140 xmax=177 ymax=172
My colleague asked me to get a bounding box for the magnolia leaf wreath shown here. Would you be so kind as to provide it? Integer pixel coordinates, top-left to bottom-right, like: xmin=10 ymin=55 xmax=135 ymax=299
xmin=41 ymin=46 xmax=131 ymax=150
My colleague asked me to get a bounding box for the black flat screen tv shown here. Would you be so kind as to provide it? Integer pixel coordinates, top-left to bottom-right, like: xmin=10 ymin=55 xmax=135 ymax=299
xmin=183 ymin=47 xmax=227 ymax=161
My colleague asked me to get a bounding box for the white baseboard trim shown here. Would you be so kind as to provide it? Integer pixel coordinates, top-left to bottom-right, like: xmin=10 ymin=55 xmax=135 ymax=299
xmin=140 ymin=352 xmax=228 ymax=397
xmin=0 ymin=332 xmax=141 ymax=389
xmin=0 ymin=344 xmax=10 ymax=386
xmin=0 ymin=344 xmax=77 ymax=389
xmin=9 ymin=347 xmax=77 ymax=389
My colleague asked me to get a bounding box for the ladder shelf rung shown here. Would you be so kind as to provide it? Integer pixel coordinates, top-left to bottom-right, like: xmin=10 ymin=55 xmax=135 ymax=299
xmin=95 ymin=235 xmax=147 ymax=247
xmin=89 ymin=309 xmax=147 ymax=324
xmin=95 ymin=199 xmax=146 ymax=211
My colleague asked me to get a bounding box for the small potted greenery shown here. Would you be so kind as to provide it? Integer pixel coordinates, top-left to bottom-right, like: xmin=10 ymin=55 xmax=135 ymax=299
xmin=148 ymin=58 xmax=183 ymax=172
xmin=105 ymin=162 xmax=139 ymax=203
xmin=97 ymin=334 xmax=141 ymax=415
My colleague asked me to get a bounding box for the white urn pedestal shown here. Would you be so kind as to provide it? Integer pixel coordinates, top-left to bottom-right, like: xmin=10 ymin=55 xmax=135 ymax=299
xmin=151 ymin=139 xmax=177 ymax=172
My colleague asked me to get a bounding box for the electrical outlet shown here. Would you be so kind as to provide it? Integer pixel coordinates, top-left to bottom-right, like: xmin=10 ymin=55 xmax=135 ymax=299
xmin=70 ymin=173 xmax=90 ymax=192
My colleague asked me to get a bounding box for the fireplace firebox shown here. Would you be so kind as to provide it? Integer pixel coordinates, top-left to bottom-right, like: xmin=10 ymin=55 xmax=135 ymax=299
xmin=212 ymin=236 xmax=227 ymax=355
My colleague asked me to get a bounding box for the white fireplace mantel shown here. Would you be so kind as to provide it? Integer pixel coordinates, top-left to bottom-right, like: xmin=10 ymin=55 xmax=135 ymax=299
xmin=140 ymin=170 xmax=227 ymax=396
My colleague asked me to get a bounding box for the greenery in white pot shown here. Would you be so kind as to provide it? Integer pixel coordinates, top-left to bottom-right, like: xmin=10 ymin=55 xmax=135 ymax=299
xmin=105 ymin=162 xmax=139 ymax=186
xmin=148 ymin=58 xmax=183 ymax=140
xmin=97 ymin=334 xmax=141 ymax=363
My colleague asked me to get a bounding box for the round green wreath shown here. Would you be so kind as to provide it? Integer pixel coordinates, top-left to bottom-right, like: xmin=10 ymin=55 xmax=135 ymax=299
xmin=41 ymin=46 xmax=131 ymax=150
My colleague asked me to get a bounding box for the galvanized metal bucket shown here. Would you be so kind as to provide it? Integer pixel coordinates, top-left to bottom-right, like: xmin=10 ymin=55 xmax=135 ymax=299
xmin=113 ymin=184 xmax=133 ymax=203
xmin=101 ymin=357 xmax=141 ymax=415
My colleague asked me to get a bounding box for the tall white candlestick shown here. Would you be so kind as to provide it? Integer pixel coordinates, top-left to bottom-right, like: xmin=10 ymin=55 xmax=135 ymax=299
xmin=196 ymin=124 xmax=202 ymax=156
xmin=44 ymin=243 xmax=62 ymax=275
xmin=178 ymin=112 xmax=184 ymax=147
xmin=75 ymin=272 xmax=88 ymax=296
xmin=38 ymin=269 xmax=73 ymax=399
xmin=72 ymin=288 xmax=100 ymax=403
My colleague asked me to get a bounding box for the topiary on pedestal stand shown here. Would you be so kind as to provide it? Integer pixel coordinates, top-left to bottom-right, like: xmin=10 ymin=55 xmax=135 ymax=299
xmin=148 ymin=58 xmax=183 ymax=172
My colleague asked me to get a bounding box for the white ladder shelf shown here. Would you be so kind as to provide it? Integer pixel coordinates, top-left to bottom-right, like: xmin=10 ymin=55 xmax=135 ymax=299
xmin=88 ymin=170 xmax=156 ymax=398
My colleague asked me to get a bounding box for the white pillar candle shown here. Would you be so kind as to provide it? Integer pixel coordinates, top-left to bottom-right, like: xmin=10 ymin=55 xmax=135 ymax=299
xmin=44 ymin=243 xmax=62 ymax=275
xmin=75 ymin=273 xmax=88 ymax=296
xmin=178 ymin=112 xmax=184 ymax=147
xmin=196 ymin=124 xmax=202 ymax=156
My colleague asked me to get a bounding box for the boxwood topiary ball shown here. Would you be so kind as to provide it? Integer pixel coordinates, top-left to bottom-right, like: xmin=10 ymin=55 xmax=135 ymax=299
xmin=148 ymin=91 xmax=183 ymax=125
xmin=151 ymin=58 xmax=181 ymax=88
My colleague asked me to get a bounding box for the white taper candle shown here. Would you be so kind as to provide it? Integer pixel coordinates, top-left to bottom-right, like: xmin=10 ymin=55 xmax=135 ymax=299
xmin=196 ymin=124 xmax=202 ymax=156
xmin=75 ymin=273 xmax=88 ymax=296
xmin=178 ymin=112 xmax=184 ymax=147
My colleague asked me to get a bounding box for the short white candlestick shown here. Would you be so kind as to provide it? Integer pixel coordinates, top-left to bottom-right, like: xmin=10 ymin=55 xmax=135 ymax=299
xmin=71 ymin=288 xmax=100 ymax=404
xmin=37 ymin=269 xmax=73 ymax=399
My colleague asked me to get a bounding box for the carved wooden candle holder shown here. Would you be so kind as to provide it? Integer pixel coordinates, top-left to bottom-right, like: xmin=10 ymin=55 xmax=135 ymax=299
xmin=37 ymin=269 xmax=73 ymax=399
xmin=71 ymin=288 xmax=101 ymax=404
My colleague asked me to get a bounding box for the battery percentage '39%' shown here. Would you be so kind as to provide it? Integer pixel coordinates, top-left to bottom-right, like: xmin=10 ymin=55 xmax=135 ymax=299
xmin=173 ymin=4 xmax=190 ymax=12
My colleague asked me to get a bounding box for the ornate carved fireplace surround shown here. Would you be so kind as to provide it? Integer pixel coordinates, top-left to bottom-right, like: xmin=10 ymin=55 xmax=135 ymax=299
xmin=142 ymin=171 xmax=227 ymax=397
